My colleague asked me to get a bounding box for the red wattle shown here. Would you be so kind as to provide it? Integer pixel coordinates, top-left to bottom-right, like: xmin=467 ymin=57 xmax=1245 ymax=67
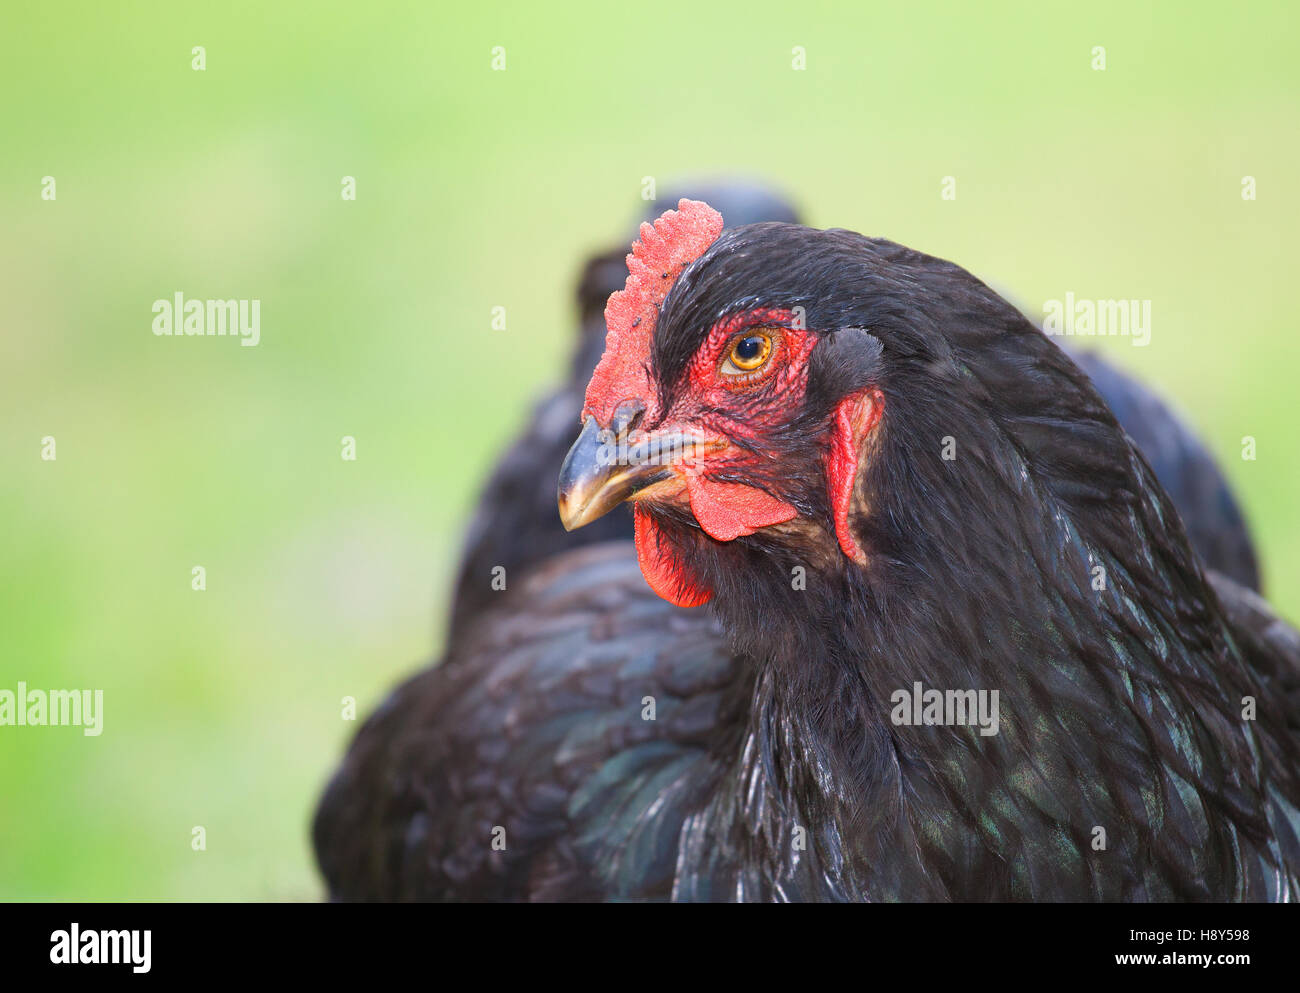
xmin=685 ymin=477 xmax=798 ymax=541
xmin=634 ymin=507 xmax=713 ymax=607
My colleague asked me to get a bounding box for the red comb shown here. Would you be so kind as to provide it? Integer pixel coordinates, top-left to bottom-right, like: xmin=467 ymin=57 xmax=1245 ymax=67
xmin=582 ymin=199 xmax=724 ymax=426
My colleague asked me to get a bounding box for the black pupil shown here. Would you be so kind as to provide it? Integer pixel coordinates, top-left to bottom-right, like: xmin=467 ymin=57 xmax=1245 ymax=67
xmin=736 ymin=336 xmax=764 ymax=362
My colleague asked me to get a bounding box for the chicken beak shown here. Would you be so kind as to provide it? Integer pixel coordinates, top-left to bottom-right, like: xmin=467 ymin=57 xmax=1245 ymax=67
xmin=558 ymin=414 xmax=674 ymax=531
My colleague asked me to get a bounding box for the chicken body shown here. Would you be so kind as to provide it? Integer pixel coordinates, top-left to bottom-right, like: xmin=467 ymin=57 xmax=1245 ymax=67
xmin=316 ymin=198 xmax=1294 ymax=901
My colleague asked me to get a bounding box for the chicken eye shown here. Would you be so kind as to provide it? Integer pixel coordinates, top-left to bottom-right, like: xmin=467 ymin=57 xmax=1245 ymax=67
xmin=722 ymin=332 xmax=773 ymax=375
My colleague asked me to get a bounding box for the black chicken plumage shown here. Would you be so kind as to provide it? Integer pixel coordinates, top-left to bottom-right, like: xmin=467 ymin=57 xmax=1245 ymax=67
xmin=448 ymin=193 xmax=1259 ymax=635
xmin=314 ymin=542 xmax=737 ymax=899
xmin=315 ymin=199 xmax=1295 ymax=901
xmin=1071 ymin=351 xmax=1260 ymax=591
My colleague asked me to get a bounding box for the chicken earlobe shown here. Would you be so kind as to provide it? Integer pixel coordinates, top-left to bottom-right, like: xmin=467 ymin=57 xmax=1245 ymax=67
xmin=826 ymin=388 xmax=884 ymax=564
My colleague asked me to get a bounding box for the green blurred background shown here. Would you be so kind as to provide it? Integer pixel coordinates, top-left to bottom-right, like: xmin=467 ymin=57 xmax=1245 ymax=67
xmin=1 ymin=1 xmax=1296 ymax=899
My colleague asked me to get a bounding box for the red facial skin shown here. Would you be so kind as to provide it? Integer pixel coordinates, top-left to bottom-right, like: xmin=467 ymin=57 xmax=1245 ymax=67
xmin=665 ymin=310 xmax=812 ymax=537
xmin=633 ymin=310 xmax=808 ymax=607
xmin=630 ymin=307 xmax=884 ymax=607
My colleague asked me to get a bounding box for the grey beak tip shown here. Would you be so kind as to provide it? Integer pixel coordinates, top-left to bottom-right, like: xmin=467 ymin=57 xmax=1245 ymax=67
xmin=557 ymin=416 xmax=603 ymax=530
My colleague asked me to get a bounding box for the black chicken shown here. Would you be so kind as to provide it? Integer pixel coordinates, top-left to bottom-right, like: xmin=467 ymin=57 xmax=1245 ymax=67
xmin=448 ymin=185 xmax=1259 ymax=641
xmin=315 ymin=199 xmax=1297 ymax=900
